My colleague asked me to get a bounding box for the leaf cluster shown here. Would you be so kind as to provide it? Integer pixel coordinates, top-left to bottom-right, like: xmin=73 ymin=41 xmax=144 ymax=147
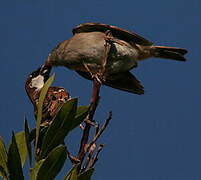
xmin=0 ymin=75 xmax=93 ymax=180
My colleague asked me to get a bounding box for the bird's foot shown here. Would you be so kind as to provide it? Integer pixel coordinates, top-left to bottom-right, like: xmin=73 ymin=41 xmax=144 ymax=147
xmin=104 ymin=30 xmax=127 ymax=46
xmin=100 ymin=30 xmax=113 ymax=78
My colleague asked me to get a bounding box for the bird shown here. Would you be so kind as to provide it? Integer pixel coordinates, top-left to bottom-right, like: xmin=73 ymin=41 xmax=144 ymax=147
xmin=25 ymin=65 xmax=70 ymax=126
xmin=45 ymin=22 xmax=188 ymax=95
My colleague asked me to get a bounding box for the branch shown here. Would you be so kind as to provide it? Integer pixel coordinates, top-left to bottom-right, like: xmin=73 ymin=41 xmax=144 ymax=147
xmin=77 ymin=78 xmax=101 ymax=162
xmin=86 ymin=111 xmax=112 ymax=153
xmin=81 ymin=112 xmax=112 ymax=172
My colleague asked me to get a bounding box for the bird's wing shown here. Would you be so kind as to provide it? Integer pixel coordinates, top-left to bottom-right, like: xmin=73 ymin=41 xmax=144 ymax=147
xmin=76 ymin=70 xmax=144 ymax=95
xmin=72 ymin=22 xmax=153 ymax=46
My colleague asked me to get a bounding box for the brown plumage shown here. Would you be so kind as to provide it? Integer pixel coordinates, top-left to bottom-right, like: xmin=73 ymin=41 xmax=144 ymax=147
xmin=25 ymin=65 xmax=70 ymax=126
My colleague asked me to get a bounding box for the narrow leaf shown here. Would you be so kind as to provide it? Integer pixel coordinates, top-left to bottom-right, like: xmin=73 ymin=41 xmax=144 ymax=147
xmin=36 ymin=145 xmax=67 ymax=180
xmin=0 ymin=165 xmax=9 ymax=179
xmin=15 ymin=131 xmax=28 ymax=167
xmin=40 ymin=98 xmax=77 ymax=159
xmin=60 ymin=98 xmax=78 ymax=128
xmin=24 ymin=118 xmax=32 ymax=166
xmin=35 ymin=74 xmax=55 ymax=157
xmin=78 ymin=168 xmax=94 ymax=180
xmin=63 ymin=164 xmax=80 ymax=180
xmin=70 ymin=106 xmax=89 ymax=131
xmin=0 ymin=137 xmax=8 ymax=177
xmin=75 ymin=106 xmax=89 ymax=118
xmin=7 ymin=132 xmax=24 ymax=180
xmin=30 ymin=159 xmax=45 ymax=180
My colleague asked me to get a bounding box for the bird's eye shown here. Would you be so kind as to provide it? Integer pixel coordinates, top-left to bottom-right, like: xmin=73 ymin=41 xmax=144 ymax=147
xmin=52 ymin=96 xmax=57 ymax=101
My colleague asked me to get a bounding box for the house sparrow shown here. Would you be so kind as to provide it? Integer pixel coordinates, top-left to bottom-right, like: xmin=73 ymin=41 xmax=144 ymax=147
xmin=25 ymin=65 xmax=70 ymax=126
xmin=46 ymin=22 xmax=188 ymax=94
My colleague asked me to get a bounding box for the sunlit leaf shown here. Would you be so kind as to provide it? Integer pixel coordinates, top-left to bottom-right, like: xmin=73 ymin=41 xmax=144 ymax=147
xmin=78 ymin=168 xmax=94 ymax=180
xmin=63 ymin=165 xmax=94 ymax=180
xmin=7 ymin=132 xmax=24 ymax=180
xmin=36 ymin=145 xmax=67 ymax=180
xmin=35 ymin=74 xmax=55 ymax=158
xmin=63 ymin=164 xmax=80 ymax=180
xmin=0 ymin=137 xmax=8 ymax=178
xmin=15 ymin=131 xmax=27 ymax=167
xmin=30 ymin=159 xmax=45 ymax=180
xmin=0 ymin=165 xmax=8 ymax=179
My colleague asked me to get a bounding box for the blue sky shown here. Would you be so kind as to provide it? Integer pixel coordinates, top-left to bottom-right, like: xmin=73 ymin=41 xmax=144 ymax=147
xmin=0 ymin=0 xmax=200 ymax=179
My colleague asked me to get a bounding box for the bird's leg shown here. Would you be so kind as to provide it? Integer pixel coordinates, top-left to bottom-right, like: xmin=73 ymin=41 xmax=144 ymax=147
xmin=83 ymin=63 xmax=103 ymax=84
xmin=101 ymin=30 xmax=127 ymax=80
xmin=83 ymin=30 xmax=114 ymax=84
xmin=104 ymin=31 xmax=128 ymax=46
xmin=101 ymin=30 xmax=113 ymax=81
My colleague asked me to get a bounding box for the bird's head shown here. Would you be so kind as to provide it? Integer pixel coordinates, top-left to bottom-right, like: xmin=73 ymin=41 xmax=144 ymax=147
xmin=25 ymin=65 xmax=52 ymax=105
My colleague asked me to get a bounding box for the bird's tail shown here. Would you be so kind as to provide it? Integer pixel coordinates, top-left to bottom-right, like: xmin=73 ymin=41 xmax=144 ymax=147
xmin=151 ymin=45 xmax=188 ymax=61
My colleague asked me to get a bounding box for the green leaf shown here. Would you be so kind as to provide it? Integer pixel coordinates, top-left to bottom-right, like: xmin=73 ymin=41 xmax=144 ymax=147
xmin=29 ymin=127 xmax=48 ymax=143
xmin=59 ymin=98 xmax=78 ymax=128
xmin=35 ymin=74 xmax=55 ymax=157
xmin=7 ymin=132 xmax=24 ymax=180
xmin=0 ymin=137 xmax=8 ymax=178
xmin=0 ymin=165 xmax=9 ymax=179
xmin=24 ymin=118 xmax=32 ymax=167
xmin=70 ymin=105 xmax=89 ymax=131
xmin=36 ymin=145 xmax=67 ymax=180
xmin=40 ymin=98 xmax=77 ymax=159
xmin=30 ymin=159 xmax=45 ymax=180
xmin=63 ymin=164 xmax=80 ymax=180
xmin=75 ymin=106 xmax=89 ymax=118
xmin=15 ymin=131 xmax=28 ymax=167
xmin=63 ymin=166 xmax=94 ymax=180
xmin=78 ymin=168 xmax=94 ymax=180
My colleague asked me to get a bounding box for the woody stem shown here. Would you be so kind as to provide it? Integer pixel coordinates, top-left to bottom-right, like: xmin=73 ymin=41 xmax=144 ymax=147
xmin=78 ymin=77 xmax=101 ymax=163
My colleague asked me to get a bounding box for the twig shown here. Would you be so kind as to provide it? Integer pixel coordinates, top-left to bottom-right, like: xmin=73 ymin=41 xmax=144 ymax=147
xmin=77 ymin=78 xmax=101 ymax=162
xmin=67 ymin=149 xmax=80 ymax=164
xmin=82 ymin=123 xmax=100 ymax=170
xmin=81 ymin=112 xmax=112 ymax=172
xmin=87 ymin=144 xmax=105 ymax=169
xmin=82 ymin=142 xmax=96 ymax=172
xmin=86 ymin=111 xmax=112 ymax=153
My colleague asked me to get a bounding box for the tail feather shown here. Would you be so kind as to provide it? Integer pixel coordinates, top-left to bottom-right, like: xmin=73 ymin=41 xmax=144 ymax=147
xmin=152 ymin=46 xmax=188 ymax=61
